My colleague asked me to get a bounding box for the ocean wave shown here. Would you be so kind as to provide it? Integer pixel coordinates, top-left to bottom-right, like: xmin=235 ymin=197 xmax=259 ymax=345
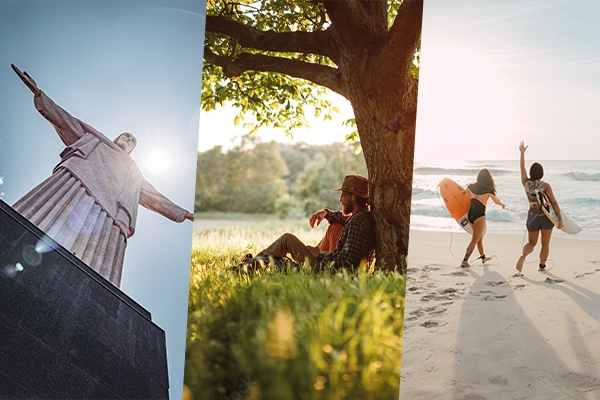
xmin=411 ymin=187 xmax=441 ymax=200
xmin=485 ymin=209 xmax=518 ymax=223
xmin=563 ymin=197 xmax=600 ymax=207
xmin=572 ymin=171 xmax=600 ymax=181
xmin=410 ymin=204 xmax=454 ymax=218
xmin=413 ymin=166 xmax=512 ymax=177
xmin=410 ymin=204 xmax=518 ymax=223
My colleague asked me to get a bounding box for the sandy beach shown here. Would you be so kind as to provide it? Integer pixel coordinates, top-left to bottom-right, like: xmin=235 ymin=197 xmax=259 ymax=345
xmin=400 ymin=229 xmax=600 ymax=400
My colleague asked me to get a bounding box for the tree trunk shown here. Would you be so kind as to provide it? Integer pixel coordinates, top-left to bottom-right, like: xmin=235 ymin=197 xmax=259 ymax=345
xmin=356 ymin=80 xmax=417 ymax=275
xmin=320 ymin=1 xmax=421 ymax=274
xmin=337 ymin=40 xmax=418 ymax=275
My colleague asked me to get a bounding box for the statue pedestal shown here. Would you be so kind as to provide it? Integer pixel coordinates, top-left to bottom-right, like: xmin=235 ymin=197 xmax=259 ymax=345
xmin=0 ymin=200 xmax=169 ymax=399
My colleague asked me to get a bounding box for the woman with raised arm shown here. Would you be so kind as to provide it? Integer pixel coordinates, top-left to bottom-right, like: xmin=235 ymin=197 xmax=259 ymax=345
xmin=515 ymin=141 xmax=562 ymax=275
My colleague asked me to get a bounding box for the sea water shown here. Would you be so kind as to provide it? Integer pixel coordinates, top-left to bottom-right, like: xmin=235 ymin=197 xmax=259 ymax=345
xmin=410 ymin=160 xmax=600 ymax=241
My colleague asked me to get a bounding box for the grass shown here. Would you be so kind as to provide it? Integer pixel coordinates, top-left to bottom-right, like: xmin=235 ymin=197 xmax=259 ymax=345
xmin=184 ymin=217 xmax=406 ymax=400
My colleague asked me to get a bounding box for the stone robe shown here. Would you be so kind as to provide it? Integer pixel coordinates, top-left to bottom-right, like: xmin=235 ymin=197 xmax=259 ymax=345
xmin=13 ymin=91 xmax=190 ymax=287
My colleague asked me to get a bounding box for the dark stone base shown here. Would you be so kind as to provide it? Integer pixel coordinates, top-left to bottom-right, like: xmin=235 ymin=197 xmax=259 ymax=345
xmin=0 ymin=200 xmax=169 ymax=399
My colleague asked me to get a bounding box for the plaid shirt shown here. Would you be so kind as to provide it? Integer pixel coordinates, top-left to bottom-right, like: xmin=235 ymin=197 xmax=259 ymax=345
xmin=318 ymin=207 xmax=375 ymax=270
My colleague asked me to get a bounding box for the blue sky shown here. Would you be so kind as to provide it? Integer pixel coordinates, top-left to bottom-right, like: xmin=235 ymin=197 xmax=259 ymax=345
xmin=0 ymin=1 xmax=205 ymax=398
xmin=200 ymin=1 xmax=600 ymax=164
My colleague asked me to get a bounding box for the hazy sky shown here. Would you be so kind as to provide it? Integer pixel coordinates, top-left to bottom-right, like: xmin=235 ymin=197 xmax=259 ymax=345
xmin=0 ymin=2 xmax=205 ymax=398
xmin=200 ymin=1 xmax=600 ymax=164
xmin=416 ymin=0 xmax=600 ymax=164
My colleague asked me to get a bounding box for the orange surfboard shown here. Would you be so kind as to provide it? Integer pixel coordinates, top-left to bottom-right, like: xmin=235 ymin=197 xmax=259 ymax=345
xmin=439 ymin=178 xmax=473 ymax=234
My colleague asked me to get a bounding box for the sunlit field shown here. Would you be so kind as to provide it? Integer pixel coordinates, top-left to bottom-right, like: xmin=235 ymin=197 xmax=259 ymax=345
xmin=184 ymin=214 xmax=406 ymax=400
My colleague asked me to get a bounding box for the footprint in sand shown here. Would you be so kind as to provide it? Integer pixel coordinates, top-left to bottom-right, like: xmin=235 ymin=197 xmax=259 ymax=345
xmin=430 ymin=307 xmax=447 ymax=315
xmin=410 ymin=306 xmax=448 ymax=318
xmin=563 ymin=372 xmax=599 ymax=391
xmin=483 ymin=294 xmax=507 ymax=301
xmin=489 ymin=375 xmax=509 ymax=386
xmin=421 ymin=320 xmax=447 ymax=329
xmin=472 ymin=289 xmax=494 ymax=296
xmin=440 ymin=287 xmax=458 ymax=294
xmin=471 ymin=289 xmax=507 ymax=301
xmin=544 ymin=277 xmax=564 ymax=284
xmin=514 ymin=284 xmax=526 ymax=290
xmin=486 ymin=280 xmax=506 ymax=286
xmin=421 ymin=287 xmax=461 ymax=302
xmin=575 ymin=271 xmax=596 ymax=279
xmin=410 ymin=307 xmax=436 ymax=317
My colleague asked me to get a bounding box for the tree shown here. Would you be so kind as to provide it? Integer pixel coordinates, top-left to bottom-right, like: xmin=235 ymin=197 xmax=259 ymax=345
xmin=195 ymin=138 xmax=289 ymax=213
xmin=202 ymin=0 xmax=423 ymax=273
xmin=292 ymin=144 xmax=369 ymax=212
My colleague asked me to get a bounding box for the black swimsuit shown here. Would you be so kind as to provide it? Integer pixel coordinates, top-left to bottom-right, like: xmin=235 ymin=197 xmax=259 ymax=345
xmin=468 ymin=197 xmax=486 ymax=223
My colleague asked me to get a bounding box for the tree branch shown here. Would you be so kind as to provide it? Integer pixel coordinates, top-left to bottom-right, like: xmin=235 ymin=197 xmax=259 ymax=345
xmin=388 ymin=0 xmax=423 ymax=71
xmin=323 ymin=0 xmax=388 ymax=38
xmin=206 ymin=15 xmax=340 ymax=63
xmin=204 ymin=46 xmax=347 ymax=97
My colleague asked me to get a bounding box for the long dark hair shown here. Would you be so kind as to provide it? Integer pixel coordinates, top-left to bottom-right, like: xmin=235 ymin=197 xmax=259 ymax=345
xmin=469 ymin=168 xmax=497 ymax=195
xmin=529 ymin=162 xmax=544 ymax=181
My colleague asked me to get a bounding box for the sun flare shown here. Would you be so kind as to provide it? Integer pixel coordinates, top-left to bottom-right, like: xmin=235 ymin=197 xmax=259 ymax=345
xmin=144 ymin=149 xmax=173 ymax=176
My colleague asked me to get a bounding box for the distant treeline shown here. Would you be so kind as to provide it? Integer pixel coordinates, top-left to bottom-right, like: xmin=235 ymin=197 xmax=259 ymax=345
xmin=195 ymin=136 xmax=368 ymax=217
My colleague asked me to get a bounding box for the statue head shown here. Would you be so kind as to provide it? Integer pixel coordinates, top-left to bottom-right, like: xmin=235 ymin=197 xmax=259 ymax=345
xmin=114 ymin=132 xmax=137 ymax=154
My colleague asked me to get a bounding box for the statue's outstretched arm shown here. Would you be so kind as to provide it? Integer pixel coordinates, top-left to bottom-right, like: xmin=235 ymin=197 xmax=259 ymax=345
xmin=12 ymin=64 xmax=103 ymax=146
xmin=139 ymin=180 xmax=194 ymax=222
xmin=12 ymin=64 xmax=40 ymax=95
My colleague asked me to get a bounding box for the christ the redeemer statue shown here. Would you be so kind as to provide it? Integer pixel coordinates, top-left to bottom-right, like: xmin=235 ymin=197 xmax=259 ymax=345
xmin=10 ymin=64 xmax=194 ymax=288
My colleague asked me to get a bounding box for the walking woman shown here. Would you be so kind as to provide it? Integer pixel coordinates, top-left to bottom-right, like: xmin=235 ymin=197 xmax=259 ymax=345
xmin=515 ymin=141 xmax=562 ymax=274
xmin=461 ymin=169 xmax=505 ymax=267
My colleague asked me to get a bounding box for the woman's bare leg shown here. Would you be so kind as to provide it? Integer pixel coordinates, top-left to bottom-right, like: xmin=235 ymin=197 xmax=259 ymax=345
xmin=516 ymin=230 xmax=539 ymax=274
xmin=538 ymin=228 xmax=553 ymax=271
xmin=476 ymin=237 xmax=493 ymax=263
xmin=462 ymin=218 xmax=486 ymax=267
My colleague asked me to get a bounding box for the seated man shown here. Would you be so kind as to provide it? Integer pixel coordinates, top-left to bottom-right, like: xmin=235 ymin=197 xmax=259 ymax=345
xmin=236 ymin=175 xmax=376 ymax=272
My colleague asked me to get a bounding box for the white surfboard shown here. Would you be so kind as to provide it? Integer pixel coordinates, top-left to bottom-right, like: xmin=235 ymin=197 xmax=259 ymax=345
xmin=536 ymin=191 xmax=581 ymax=234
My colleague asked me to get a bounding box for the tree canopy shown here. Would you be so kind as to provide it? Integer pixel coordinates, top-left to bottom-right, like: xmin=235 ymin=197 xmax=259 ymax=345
xmin=202 ymin=0 xmax=419 ymax=140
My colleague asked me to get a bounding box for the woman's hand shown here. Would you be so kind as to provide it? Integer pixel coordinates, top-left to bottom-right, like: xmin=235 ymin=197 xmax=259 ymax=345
xmin=519 ymin=141 xmax=528 ymax=154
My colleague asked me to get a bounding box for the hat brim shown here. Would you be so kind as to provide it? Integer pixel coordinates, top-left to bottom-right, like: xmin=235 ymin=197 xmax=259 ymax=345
xmin=333 ymin=187 xmax=369 ymax=198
